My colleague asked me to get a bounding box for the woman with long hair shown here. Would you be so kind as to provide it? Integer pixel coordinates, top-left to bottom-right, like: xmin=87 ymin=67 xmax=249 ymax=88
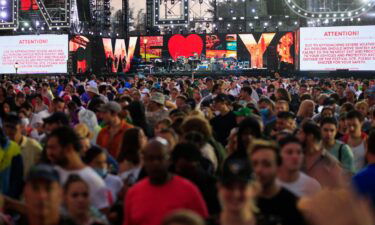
xmin=118 ymin=127 xmax=147 ymax=184
xmin=296 ymin=100 xmax=315 ymax=125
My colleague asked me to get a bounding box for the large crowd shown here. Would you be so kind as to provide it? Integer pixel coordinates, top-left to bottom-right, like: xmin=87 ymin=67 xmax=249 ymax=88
xmin=0 ymin=74 xmax=374 ymax=225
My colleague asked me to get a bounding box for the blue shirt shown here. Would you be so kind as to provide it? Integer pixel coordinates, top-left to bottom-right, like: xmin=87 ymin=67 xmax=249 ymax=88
xmin=352 ymin=164 xmax=375 ymax=208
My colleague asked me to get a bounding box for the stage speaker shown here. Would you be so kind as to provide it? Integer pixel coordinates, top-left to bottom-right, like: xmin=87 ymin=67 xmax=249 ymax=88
xmin=77 ymin=0 xmax=91 ymax=22
xmin=267 ymin=0 xmax=285 ymax=15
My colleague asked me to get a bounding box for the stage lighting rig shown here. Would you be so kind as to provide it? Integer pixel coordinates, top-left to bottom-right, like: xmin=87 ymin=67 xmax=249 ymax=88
xmin=284 ymin=0 xmax=375 ymax=20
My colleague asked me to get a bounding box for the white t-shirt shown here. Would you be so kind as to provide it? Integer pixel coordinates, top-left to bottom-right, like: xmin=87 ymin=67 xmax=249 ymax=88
xmin=55 ymin=166 xmax=110 ymax=209
xmin=104 ymin=174 xmax=123 ymax=203
xmin=277 ymin=172 xmax=321 ymax=197
xmin=37 ymin=109 xmax=51 ymax=119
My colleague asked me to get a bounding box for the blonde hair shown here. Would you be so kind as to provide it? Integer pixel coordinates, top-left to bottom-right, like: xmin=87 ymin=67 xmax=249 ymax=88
xmin=162 ymin=210 xmax=205 ymax=225
xmin=355 ymin=101 xmax=369 ymax=111
xmin=181 ymin=116 xmax=212 ymax=139
xmin=248 ymin=139 xmax=279 ymax=156
xmin=297 ymin=100 xmax=315 ymax=118
xmin=74 ymin=123 xmax=93 ymax=140
xmin=189 ymin=109 xmax=205 ymax=118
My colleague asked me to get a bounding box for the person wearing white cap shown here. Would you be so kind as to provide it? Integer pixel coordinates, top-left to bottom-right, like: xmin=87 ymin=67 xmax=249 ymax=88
xmin=81 ymin=85 xmax=100 ymax=106
xmin=146 ymin=92 xmax=169 ymax=130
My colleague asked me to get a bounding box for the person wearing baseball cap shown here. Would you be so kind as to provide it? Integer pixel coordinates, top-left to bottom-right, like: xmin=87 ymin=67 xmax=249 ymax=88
xmin=234 ymin=107 xmax=253 ymax=124
xmin=96 ymin=101 xmax=133 ymax=158
xmin=209 ymin=158 xmax=258 ymax=225
xmin=21 ymin=164 xmax=77 ymax=225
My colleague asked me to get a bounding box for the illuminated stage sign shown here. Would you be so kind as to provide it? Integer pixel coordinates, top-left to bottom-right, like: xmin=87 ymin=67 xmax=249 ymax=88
xmin=69 ymin=32 xmax=295 ymax=74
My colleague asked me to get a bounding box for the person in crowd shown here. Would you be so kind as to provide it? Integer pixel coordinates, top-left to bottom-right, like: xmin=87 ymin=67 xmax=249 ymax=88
xmin=238 ymin=86 xmax=256 ymax=107
xmin=78 ymin=109 xmax=102 ymax=142
xmin=21 ymin=164 xmax=77 ymax=225
xmin=176 ymin=95 xmax=189 ymax=110
xmin=117 ymin=127 xmax=147 ymax=185
xmin=249 ymin=139 xmax=306 ymax=225
xmin=123 ymin=138 xmax=208 ymax=225
xmin=43 ymin=112 xmax=70 ymax=134
xmin=11 ymin=92 xmax=26 ymax=112
xmin=127 ymin=101 xmax=153 ymax=137
xmin=46 ymin=126 xmax=110 ymax=211
xmin=83 ymin=86 xmax=100 ymax=105
xmin=296 ymin=100 xmax=315 ymax=125
xmin=320 ymin=117 xmax=355 ymax=173
xmin=297 ymin=121 xmax=344 ymax=188
xmin=181 ymin=131 xmax=217 ymax=173
xmin=33 ymin=94 xmax=49 ymax=114
xmin=268 ymin=111 xmax=296 ymax=138
xmin=355 ymin=101 xmax=369 ymax=119
xmin=63 ymin=174 xmax=108 ymax=225
xmin=162 ymin=210 xmax=205 ymax=225
xmin=1 ymin=74 xmax=375 ymax=225
xmin=210 ymin=94 xmax=237 ymax=147
xmin=343 ymin=110 xmax=368 ymax=172
xmin=157 ymin=128 xmax=179 ymax=152
xmin=96 ymin=101 xmax=134 ymax=158
xmin=40 ymin=82 xmax=54 ymax=106
xmin=172 ymin=142 xmax=220 ymax=215
xmin=84 ymin=146 xmax=123 ymax=205
xmin=74 ymin=123 xmax=94 ymax=154
xmin=233 ymin=107 xmax=252 ymax=124
xmin=209 ymin=157 xmax=258 ymax=225
xmin=0 ymin=128 xmax=23 ymax=199
xmin=38 ymin=97 xmax=65 ymax=119
xmin=181 ymin=116 xmax=226 ymax=172
xmin=227 ymin=116 xmax=262 ymax=162
xmin=277 ymin=136 xmax=321 ymax=197
xmin=154 ymin=118 xmax=172 ymax=137
xmin=146 ymin=92 xmax=169 ymax=128
xmin=258 ymin=97 xmax=276 ymax=126
xmin=264 ymin=100 xmax=291 ymax=134
xmin=352 ymin=128 xmax=375 ymax=209
xmin=3 ymin=114 xmax=42 ymax=177
xmin=276 ymin=88 xmax=291 ymax=103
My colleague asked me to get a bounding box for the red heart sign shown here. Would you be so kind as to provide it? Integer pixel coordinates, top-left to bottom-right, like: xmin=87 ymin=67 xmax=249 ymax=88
xmin=168 ymin=34 xmax=203 ymax=60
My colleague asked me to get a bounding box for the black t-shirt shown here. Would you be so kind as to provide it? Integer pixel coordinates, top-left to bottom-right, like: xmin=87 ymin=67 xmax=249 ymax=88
xmin=183 ymin=168 xmax=221 ymax=215
xmin=210 ymin=111 xmax=237 ymax=147
xmin=257 ymin=188 xmax=306 ymax=225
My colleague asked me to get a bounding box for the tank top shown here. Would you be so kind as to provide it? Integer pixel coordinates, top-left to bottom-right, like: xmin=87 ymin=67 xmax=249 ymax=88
xmin=351 ymin=141 xmax=366 ymax=172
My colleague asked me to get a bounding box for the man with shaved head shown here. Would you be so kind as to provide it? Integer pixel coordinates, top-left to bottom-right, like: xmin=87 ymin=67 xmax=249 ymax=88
xmin=123 ymin=138 xmax=208 ymax=225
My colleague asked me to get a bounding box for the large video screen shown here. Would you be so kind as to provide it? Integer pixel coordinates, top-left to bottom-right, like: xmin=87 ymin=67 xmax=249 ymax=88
xmin=206 ymin=34 xmax=237 ymax=59
xmin=0 ymin=35 xmax=69 ymax=74
xmin=69 ymin=32 xmax=295 ymax=74
xmin=300 ymin=26 xmax=375 ymax=71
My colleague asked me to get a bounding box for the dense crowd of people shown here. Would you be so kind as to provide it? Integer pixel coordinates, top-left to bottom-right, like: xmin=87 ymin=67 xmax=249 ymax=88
xmin=0 ymin=74 xmax=374 ymax=225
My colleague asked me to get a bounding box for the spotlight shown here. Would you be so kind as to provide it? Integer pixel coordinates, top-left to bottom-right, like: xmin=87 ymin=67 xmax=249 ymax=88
xmin=0 ymin=11 xmax=7 ymax=19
